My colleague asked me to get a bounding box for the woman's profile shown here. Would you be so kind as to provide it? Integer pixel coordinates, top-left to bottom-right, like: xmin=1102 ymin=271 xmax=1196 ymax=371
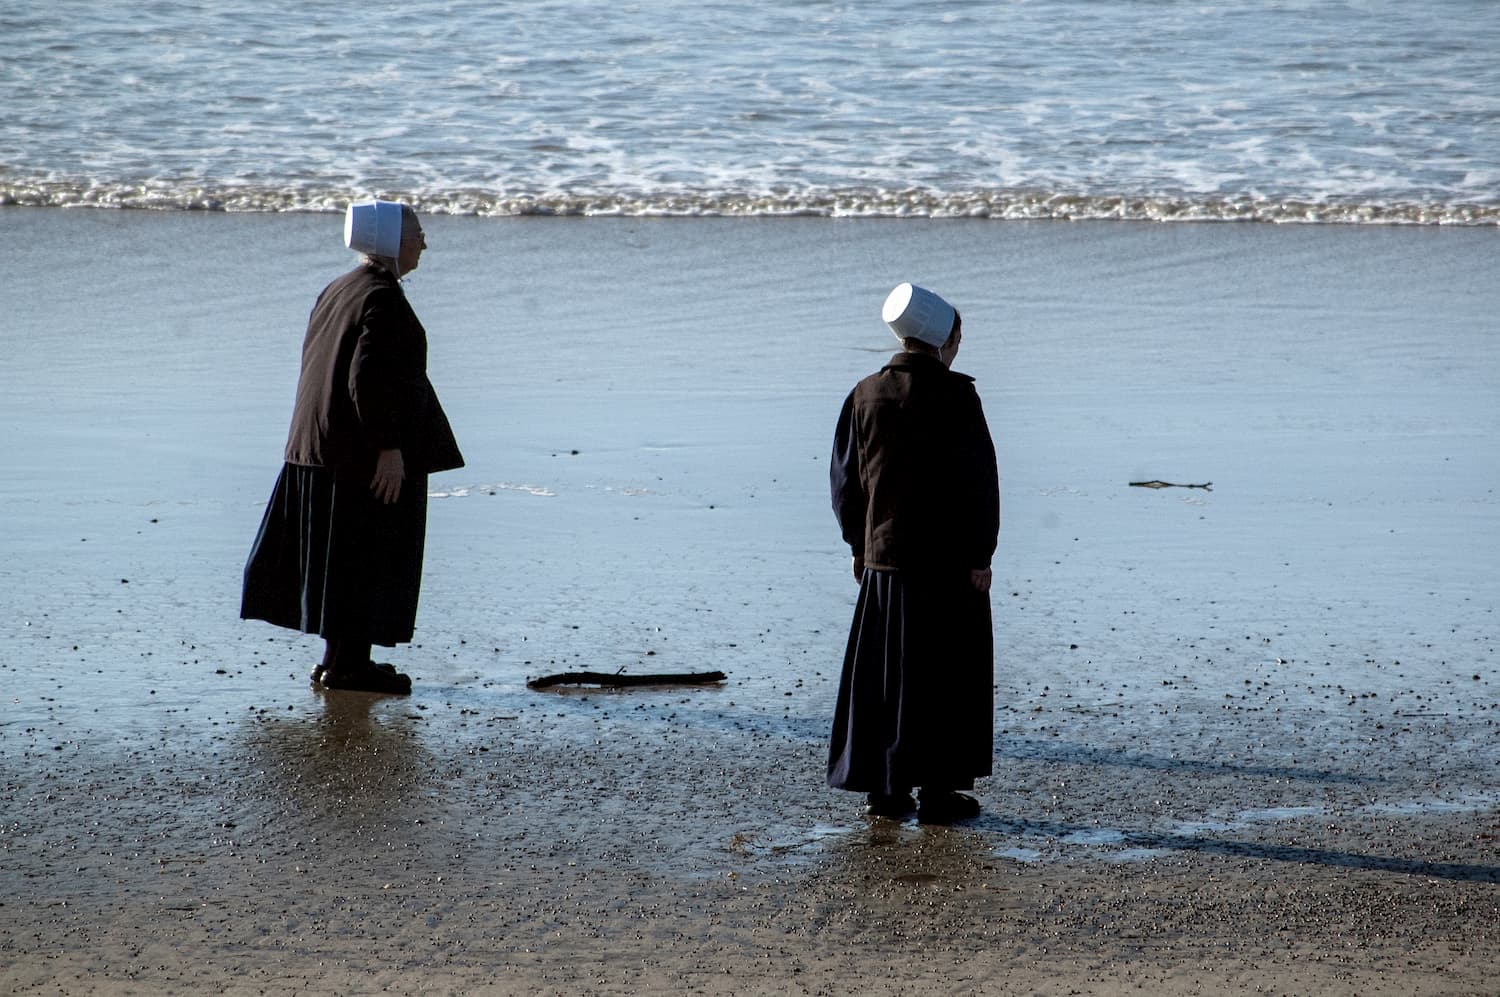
xmin=241 ymin=199 xmax=463 ymax=694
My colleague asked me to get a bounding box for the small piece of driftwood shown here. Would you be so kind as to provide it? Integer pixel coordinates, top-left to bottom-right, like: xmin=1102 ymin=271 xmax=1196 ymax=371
xmin=1130 ymin=480 xmax=1213 ymax=491
xmin=527 ymin=670 xmax=727 ymax=690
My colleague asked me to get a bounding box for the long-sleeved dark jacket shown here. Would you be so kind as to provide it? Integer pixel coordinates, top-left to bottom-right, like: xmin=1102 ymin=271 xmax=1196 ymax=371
xmin=283 ymin=264 xmax=463 ymax=477
xmin=831 ymin=351 xmax=999 ymax=572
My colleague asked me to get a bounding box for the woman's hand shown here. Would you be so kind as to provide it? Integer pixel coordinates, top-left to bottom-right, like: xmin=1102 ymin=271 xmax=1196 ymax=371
xmin=851 ymin=555 xmax=864 ymax=582
xmin=970 ymin=567 xmax=992 ymax=593
xmin=370 ymin=448 xmax=405 ymax=505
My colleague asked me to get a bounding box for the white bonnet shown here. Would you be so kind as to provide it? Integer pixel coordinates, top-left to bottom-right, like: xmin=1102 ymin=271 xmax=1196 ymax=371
xmin=344 ymin=199 xmax=405 ymax=258
xmin=882 ymin=282 xmax=956 ymax=347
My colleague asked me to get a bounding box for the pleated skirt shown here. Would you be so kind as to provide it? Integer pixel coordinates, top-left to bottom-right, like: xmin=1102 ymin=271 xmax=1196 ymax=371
xmin=827 ymin=567 xmax=994 ymax=795
xmin=240 ymin=463 xmax=429 ymax=647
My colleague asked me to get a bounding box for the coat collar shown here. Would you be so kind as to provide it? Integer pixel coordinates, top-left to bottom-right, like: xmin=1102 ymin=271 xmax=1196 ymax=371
xmin=882 ymin=351 xmax=975 ymax=382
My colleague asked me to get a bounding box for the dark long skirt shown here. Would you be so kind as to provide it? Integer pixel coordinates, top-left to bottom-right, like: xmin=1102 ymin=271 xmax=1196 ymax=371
xmin=240 ymin=463 xmax=429 ymax=647
xmin=827 ymin=567 xmax=994 ymax=796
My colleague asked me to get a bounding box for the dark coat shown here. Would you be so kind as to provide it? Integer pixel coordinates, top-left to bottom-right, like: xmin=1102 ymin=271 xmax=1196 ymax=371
xmin=831 ymin=351 xmax=999 ymax=572
xmin=826 ymin=350 xmax=999 ymax=795
xmin=284 ymin=263 xmax=463 ymax=478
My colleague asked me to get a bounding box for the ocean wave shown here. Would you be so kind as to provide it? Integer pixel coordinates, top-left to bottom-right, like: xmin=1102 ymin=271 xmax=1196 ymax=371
xmin=3 ymin=178 xmax=1496 ymax=226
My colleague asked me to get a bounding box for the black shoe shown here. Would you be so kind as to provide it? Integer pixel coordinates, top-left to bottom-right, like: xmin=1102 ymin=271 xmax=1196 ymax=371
xmin=917 ymin=791 xmax=980 ymax=824
xmin=311 ymin=661 xmax=400 ymax=685
xmin=320 ymin=662 xmax=412 ymax=695
xmin=865 ymin=792 xmax=917 ymax=818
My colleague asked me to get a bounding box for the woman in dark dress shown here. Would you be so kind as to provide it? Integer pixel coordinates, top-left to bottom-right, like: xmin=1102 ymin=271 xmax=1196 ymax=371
xmin=241 ymin=200 xmax=463 ymax=694
xmin=828 ymin=282 xmax=1000 ymax=823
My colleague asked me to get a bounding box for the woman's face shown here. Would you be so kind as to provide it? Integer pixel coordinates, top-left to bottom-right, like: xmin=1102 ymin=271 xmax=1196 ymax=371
xmin=398 ymin=220 xmax=427 ymax=274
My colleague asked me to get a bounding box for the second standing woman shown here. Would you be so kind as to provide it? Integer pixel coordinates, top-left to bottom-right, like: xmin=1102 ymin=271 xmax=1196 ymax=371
xmin=827 ymin=282 xmax=1000 ymax=823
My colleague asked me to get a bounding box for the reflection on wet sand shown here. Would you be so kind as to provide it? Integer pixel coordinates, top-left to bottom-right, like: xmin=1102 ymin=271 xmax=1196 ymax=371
xmin=239 ymin=689 xmax=436 ymax=838
xmin=820 ymin=818 xmax=1000 ymax=893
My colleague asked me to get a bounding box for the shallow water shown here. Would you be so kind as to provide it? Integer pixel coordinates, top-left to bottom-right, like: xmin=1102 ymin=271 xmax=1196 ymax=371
xmin=4 ymin=1 xmax=1498 ymax=220
xmin=3 ymin=210 xmax=1497 ymax=864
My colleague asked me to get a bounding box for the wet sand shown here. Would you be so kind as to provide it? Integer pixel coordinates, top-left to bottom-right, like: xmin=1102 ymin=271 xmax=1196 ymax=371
xmin=3 ymin=681 xmax=1497 ymax=995
xmin=3 ymin=209 xmax=1498 ymax=993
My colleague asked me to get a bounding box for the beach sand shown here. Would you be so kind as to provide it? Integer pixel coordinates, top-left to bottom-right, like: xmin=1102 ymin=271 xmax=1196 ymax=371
xmin=2 ymin=209 xmax=1497 ymax=994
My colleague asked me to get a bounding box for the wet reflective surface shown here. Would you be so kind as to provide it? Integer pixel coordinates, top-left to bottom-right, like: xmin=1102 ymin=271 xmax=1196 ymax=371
xmin=3 ymin=212 xmax=1497 ymax=992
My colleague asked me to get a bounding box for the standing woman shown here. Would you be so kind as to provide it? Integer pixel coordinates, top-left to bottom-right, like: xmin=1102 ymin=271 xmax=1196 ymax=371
xmin=828 ymin=283 xmax=1000 ymax=822
xmin=241 ymin=200 xmax=464 ymax=694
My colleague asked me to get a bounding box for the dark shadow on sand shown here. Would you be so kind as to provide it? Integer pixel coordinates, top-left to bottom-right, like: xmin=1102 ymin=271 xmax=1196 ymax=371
xmin=973 ymin=813 xmax=1500 ymax=884
xmin=657 ymin=705 xmax=1383 ymax=789
xmin=1001 ymin=737 xmax=1381 ymax=786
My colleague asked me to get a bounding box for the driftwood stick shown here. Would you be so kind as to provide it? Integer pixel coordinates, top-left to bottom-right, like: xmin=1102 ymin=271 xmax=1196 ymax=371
xmin=1130 ymin=480 xmax=1213 ymax=491
xmin=527 ymin=670 xmax=728 ymax=690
